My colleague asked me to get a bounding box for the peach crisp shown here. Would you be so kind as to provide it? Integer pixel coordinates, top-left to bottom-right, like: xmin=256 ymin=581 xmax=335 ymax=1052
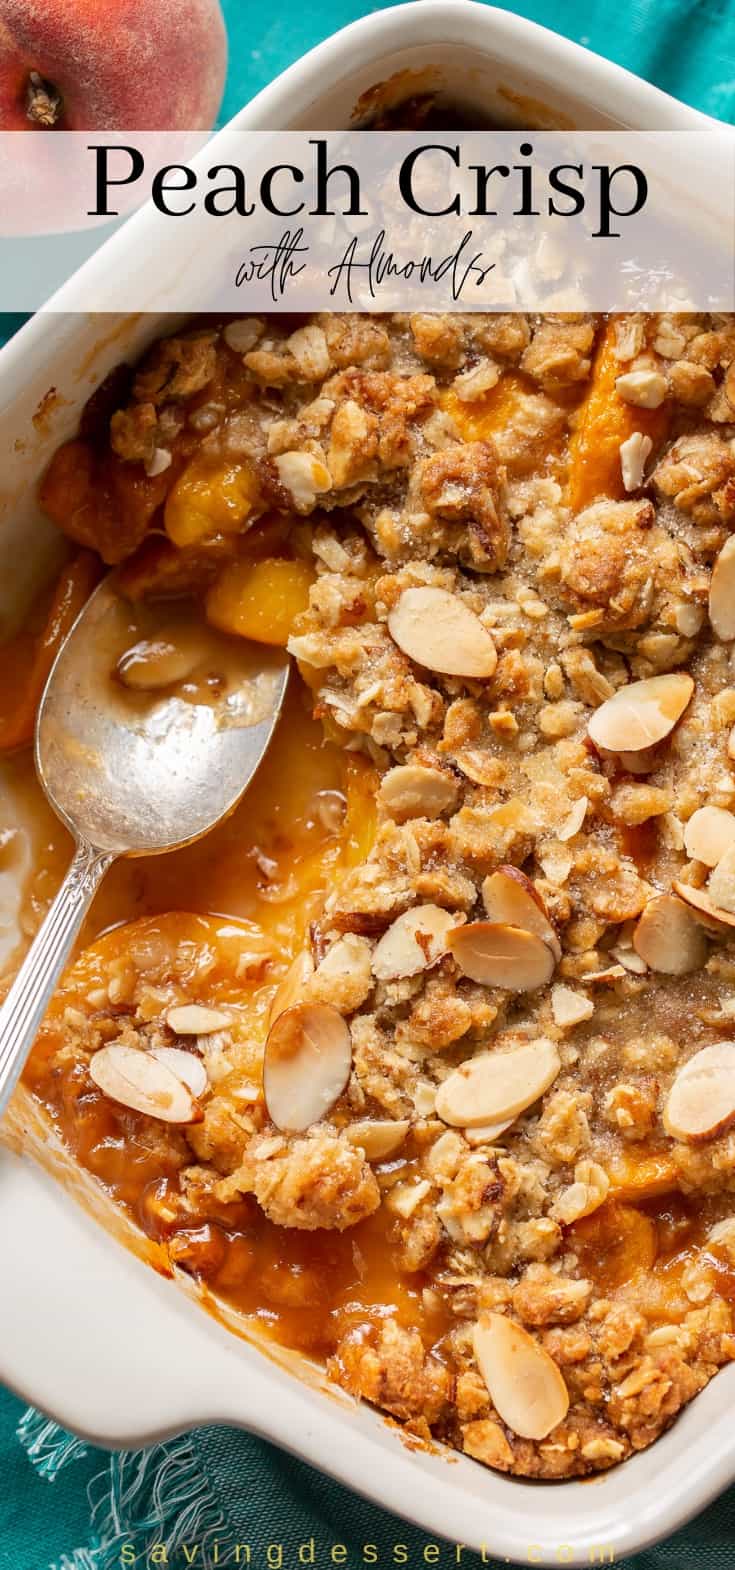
xmin=6 ymin=308 xmax=735 ymax=1479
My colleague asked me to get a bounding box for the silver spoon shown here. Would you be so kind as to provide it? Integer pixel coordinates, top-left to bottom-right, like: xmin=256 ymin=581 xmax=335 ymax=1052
xmin=0 ymin=573 xmax=289 ymax=1119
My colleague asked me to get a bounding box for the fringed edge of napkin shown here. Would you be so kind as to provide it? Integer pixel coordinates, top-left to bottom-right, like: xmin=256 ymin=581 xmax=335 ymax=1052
xmin=18 ymin=1408 xmax=239 ymax=1570
xmin=17 ymin=1408 xmax=90 ymax=1479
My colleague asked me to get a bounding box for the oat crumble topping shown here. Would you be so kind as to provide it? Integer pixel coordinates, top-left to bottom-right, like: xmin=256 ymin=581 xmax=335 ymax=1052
xmin=22 ymin=307 xmax=735 ymax=1479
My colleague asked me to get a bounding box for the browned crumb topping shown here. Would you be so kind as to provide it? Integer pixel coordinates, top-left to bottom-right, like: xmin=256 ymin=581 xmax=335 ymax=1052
xmin=30 ymin=309 xmax=735 ymax=1480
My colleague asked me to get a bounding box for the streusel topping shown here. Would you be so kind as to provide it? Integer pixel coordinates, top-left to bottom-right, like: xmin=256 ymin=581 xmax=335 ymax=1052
xmin=27 ymin=309 xmax=735 ymax=1477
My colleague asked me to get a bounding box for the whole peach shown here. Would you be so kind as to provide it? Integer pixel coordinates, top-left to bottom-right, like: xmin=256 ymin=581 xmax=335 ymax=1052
xmin=0 ymin=0 xmax=227 ymax=129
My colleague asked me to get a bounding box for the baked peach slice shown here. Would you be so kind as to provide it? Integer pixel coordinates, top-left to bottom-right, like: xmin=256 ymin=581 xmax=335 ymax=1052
xmin=0 ymin=550 xmax=100 ymax=753
xmin=606 ymin=1151 xmax=679 ymax=1203
xmin=207 ymin=557 xmax=314 ymax=647
xmin=566 ymin=319 xmax=669 ymax=511
xmin=571 ymin=1201 xmax=658 ymax=1291
xmin=164 ymin=453 xmax=263 ymax=548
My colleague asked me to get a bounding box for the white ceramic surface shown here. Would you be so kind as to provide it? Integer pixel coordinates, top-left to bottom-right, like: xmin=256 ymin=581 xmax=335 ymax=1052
xmin=0 ymin=6 xmax=731 ymax=1561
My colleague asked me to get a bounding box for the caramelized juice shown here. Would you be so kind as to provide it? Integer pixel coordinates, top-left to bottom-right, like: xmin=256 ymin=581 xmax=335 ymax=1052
xmin=4 ymin=638 xmax=418 ymax=1356
xmin=4 ymin=649 xmax=728 ymax=1358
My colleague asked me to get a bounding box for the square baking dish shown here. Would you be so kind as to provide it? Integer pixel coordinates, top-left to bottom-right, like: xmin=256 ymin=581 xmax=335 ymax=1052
xmin=0 ymin=6 xmax=732 ymax=1562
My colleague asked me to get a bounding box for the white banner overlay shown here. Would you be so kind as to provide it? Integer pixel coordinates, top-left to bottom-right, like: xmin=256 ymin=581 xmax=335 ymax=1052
xmin=0 ymin=131 xmax=733 ymax=311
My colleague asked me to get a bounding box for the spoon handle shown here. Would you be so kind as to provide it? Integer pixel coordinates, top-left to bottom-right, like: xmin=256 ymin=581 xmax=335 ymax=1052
xmin=0 ymin=840 xmax=114 ymax=1121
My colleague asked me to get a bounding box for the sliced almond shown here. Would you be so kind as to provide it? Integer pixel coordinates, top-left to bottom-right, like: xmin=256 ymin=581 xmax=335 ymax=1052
xmin=707 ymin=1217 xmax=735 ymax=1253
xmin=435 ymin=1037 xmax=561 ymax=1128
xmin=89 ymin=1044 xmax=201 ymax=1124
xmin=709 ymin=536 xmax=735 ymax=641
xmin=287 ymin=324 xmax=330 ymax=380
xmin=684 ymin=805 xmax=735 ymax=868
xmin=673 ymin=879 xmax=735 ymax=931
xmin=387 ymin=1179 xmax=431 ymax=1218
xmin=481 ymin=868 xmax=561 ymax=963
xmin=454 ymin=358 xmax=501 ymax=401
xmin=708 ymin=845 xmax=735 ymax=916
xmin=150 ymin=1046 xmax=209 ymax=1099
xmin=615 ymin=368 xmax=667 ymax=409
xmin=268 ymin=948 xmax=316 ymax=1027
xmin=584 ymin=963 xmax=626 ymax=983
xmin=472 ymin=1314 xmax=569 ymax=1440
xmin=633 ymin=893 xmax=708 ymax=975
xmin=449 ymin=921 xmax=556 ymax=992
xmin=313 ymin=789 xmax=347 ymax=834
xmin=615 ymin=746 xmax=660 ymax=775
xmin=551 ymin=984 xmax=594 ymax=1028
xmin=587 ymin=673 xmax=694 ymax=754
xmin=619 ymin=431 xmax=652 ymax=493
xmin=464 ymin=1117 xmax=515 ymax=1146
xmin=664 ymin=1042 xmax=735 ymax=1142
xmin=552 ymin=1159 xmax=610 ymax=1224
xmin=263 ymin=1002 xmax=352 ymax=1133
xmin=675 ymin=601 xmax=705 ymax=638
xmin=223 ymin=317 xmax=262 ymax=354
xmin=116 ymin=638 xmax=200 ymax=692
xmin=610 ymin=944 xmax=648 ymax=975
xmin=145 ymin=447 xmax=173 ymax=480
xmin=387 ymin=587 xmax=497 ymax=680
xmin=372 ymin=904 xmax=456 ymax=983
xmin=344 ymin=1118 xmax=411 ymax=1160
xmin=378 ymin=763 xmax=458 ymax=822
xmin=557 ymin=796 xmax=588 ymax=842
xmin=453 ymin=748 xmax=501 ymax=787
xmin=538 ymin=844 xmax=573 ymax=886
xmin=165 ymin=1004 xmax=233 ymax=1036
xmin=274 ymin=450 xmax=331 ymax=512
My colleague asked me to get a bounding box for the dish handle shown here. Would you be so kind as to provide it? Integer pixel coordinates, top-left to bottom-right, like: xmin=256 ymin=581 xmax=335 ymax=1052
xmin=0 ymin=1143 xmax=277 ymax=1448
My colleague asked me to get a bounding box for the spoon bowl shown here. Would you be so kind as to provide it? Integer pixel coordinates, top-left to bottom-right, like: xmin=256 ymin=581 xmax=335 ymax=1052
xmin=37 ymin=575 xmax=290 ymax=855
xmin=0 ymin=572 xmax=289 ymax=1119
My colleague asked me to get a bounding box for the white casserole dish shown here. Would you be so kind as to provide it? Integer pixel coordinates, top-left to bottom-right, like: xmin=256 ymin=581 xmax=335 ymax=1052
xmin=0 ymin=5 xmax=732 ymax=1561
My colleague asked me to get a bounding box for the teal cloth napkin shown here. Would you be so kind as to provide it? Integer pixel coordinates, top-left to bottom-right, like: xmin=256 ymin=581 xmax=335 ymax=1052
xmin=5 ymin=1382 xmax=735 ymax=1570
xmin=3 ymin=0 xmax=735 ymax=1565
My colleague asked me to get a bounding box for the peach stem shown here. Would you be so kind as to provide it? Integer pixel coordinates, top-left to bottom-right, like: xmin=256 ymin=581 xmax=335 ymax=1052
xmin=25 ymin=71 xmax=63 ymax=127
